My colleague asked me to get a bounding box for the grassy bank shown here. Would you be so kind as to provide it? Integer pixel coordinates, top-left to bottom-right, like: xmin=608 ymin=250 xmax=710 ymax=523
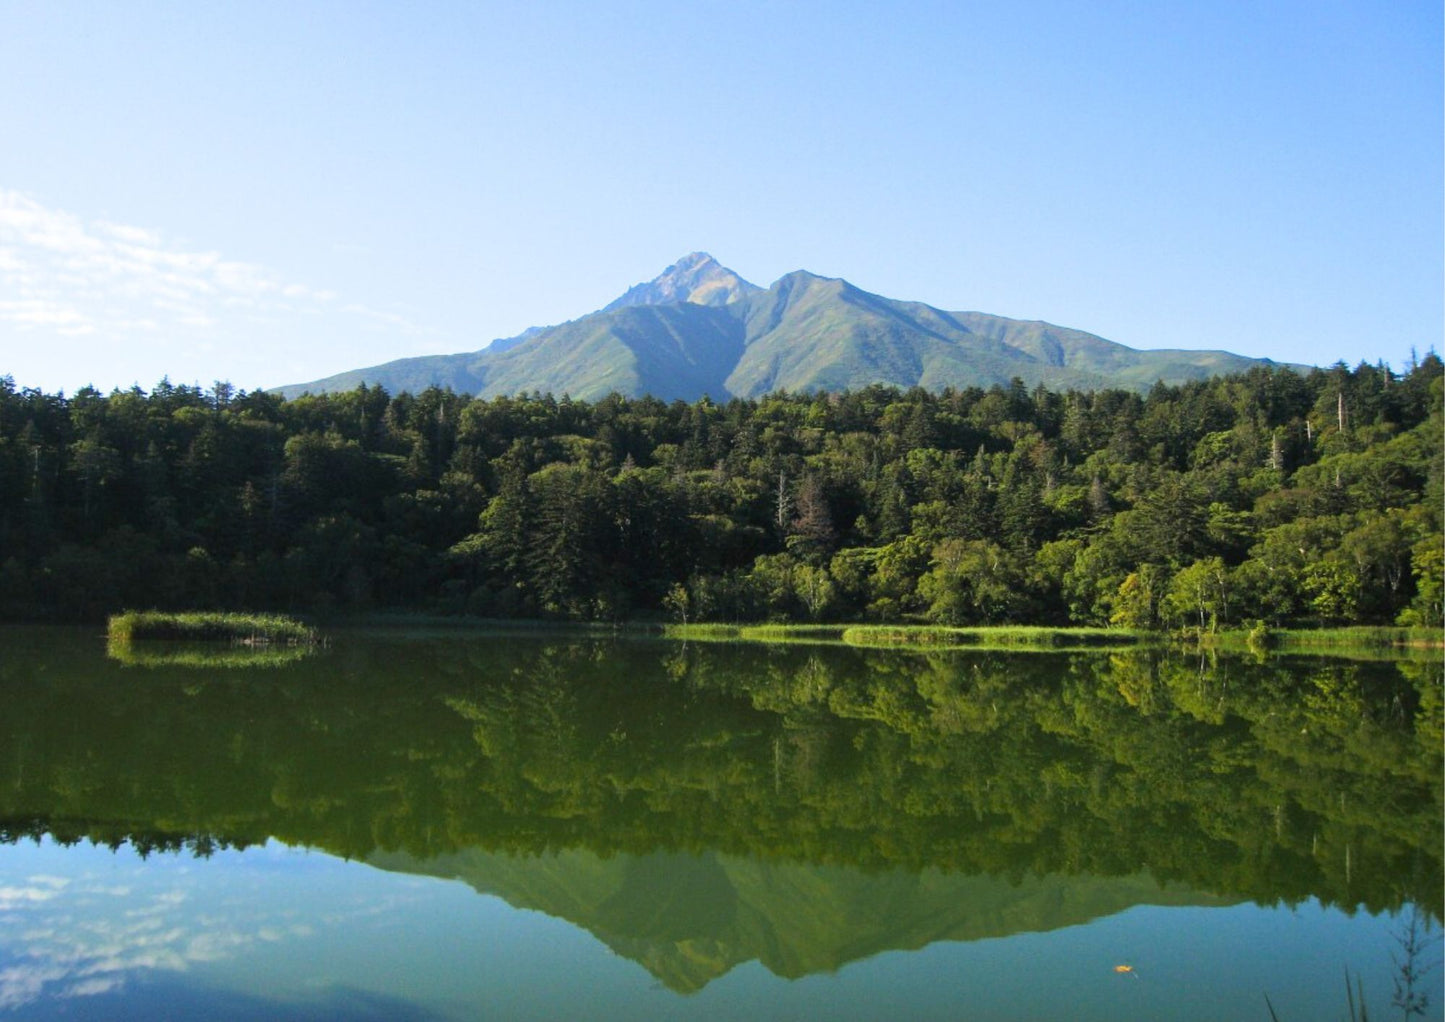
xmin=120 ymin=611 xmax=1426 ymax=660
xmin=660 ymin=623 xmax=846 ymax=645
xmin=840 ymin=624 xmax=1144 ymax=650
xmin=662 ymin=620 xmax=1440 ymax=657
xmin=1200 ymin=624 xmax=1443 ymax=657
xmin=107 ymin=611 xmax=319 ymax=645
xmin=662 ymin=622 xmax=1147 ymax=650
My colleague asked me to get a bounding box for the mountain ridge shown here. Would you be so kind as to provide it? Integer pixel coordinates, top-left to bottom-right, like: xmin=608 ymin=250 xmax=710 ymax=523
xmin=277 ymin=254 xmax=1296 ymax=400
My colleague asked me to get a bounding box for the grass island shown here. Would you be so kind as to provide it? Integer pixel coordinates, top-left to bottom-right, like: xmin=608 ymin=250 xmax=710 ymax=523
xmin=107 ymin=611 xmax=320 ymax=646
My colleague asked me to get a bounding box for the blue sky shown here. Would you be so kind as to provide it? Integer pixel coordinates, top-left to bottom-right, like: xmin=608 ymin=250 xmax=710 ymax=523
xmin=0 ymin=0 xmax=1439 ymax=394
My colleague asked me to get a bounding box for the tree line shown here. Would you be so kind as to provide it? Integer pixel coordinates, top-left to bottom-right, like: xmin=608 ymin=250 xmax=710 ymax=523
xmin=0 ymin=356 xmax=1439 ymax=627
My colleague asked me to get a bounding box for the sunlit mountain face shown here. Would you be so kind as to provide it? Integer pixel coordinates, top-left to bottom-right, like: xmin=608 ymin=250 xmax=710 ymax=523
xmin=278 ymin=254 xmax=1293 ymax=402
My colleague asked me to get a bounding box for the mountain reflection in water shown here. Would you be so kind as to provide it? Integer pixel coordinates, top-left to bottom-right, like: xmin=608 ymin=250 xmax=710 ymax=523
xmin=368 ymin=846 xmax=1227 ymax=992
xmin=0 ymin=627 xmax=1438 ymax=991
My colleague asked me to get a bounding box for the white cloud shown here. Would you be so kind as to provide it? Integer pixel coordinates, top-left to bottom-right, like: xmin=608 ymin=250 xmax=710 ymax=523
xmin=0 ymin=885 xmax=65 ymax=907
xmin=0 ymin=299 xmax=95 ymax=334
xmin=0 ymin=962 xmax=70 ymax=1010
xmin=60 ymin=976 xmax=124 ymax=998
xmin=25 ymin=876 xmax=70 ymax=889
xmin=0 ymin=189 xmax=422 ymax=355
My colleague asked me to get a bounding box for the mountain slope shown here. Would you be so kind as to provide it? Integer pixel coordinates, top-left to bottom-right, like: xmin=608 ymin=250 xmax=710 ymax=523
xmin=277 ymin=255 xmax=1291 ymax=400
xmin=469 ymin=302 xmax=746 ymax=404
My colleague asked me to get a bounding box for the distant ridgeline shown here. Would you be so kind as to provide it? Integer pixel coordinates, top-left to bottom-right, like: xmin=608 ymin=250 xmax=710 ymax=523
xmin=275 ymin=253 xmax=1298 ymax=402
xmin=0 ymin=356 xmax=1439 ymax=629
xmin=0 ymin=636 xmax=1438 ymax=921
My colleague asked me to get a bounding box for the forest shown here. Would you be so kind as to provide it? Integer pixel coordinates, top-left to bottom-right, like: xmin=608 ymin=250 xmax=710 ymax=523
xmin=0 ymin=357 xmax=1439 ymax=629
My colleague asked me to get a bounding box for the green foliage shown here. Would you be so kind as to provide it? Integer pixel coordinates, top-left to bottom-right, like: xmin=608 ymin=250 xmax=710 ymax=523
xmin=838 ymin=625 xmax=1137 ymax=650
xmin=1162 ymin=557 xmax=1231 ymax=632
xmin=1110 ymin=564 xmax=1167 ymax=630
xmin=107 ymin=610 xmax=317 ymax=644
xmin=1222 ymin=626 xmax=1443 ymax=654
xmin=1398 ymin=533 xmax=1443 ymax=627
xmin=0 ymin=357 xmax=1439 ymax=634
xmin=1304 ymin=560 xmax=1364 ymax=623
xmin=919 ymin=538 xmax=1025 ymax=624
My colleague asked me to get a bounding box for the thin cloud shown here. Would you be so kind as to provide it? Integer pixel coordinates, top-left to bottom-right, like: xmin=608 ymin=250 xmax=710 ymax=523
xmin=95 ymin=221 xmax=163 ymax=247
xmin=0 ymin=189 xmax=417 ymax=348
xmin=0 ymin=299 xmax=95 ymax=334
xmin=343 ymin=303 xmax=426 ymax=334
xmin=0 ymin=884 xmax=66 ymax=907
xmin=0 ymin=875 xmax=262 ymax=1009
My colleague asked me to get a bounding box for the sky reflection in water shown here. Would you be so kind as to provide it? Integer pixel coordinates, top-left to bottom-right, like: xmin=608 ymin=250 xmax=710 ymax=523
xmin=0 ymin=837 xmax=1437 ymax=1022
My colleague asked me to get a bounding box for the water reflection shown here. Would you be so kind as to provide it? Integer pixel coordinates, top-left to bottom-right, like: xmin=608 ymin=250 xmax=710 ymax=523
xmin=0 ymin=627 xmax=1439 ymax=994
xmin=367 ymin=845 xmax=1227 ymax=993
xmin=0 ymin=838 xmax=448 ymax=1019
xmin=106 ymin=637 xmax=320 ymax=669
xmin=0 ymin=871 xmax=261 ymax=1009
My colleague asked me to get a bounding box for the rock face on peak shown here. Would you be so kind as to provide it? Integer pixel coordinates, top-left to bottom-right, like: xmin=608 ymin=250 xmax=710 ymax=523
xmin=603 ymin=252 xmax=761 ymax=311
xmin=276 ymin=256 xmax=1296 ymax=401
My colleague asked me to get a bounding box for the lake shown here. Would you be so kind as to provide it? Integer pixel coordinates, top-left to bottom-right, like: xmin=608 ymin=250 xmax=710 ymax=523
xmin=0 ymin=626 xmax=1439 ymax=1020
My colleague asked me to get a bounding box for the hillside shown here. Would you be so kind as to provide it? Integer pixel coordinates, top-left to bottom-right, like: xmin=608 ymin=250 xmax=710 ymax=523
xmin=277 ymin=254 xmax=1290 ymax=400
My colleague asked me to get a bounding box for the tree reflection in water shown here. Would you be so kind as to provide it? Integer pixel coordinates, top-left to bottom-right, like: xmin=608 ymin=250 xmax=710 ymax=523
xmin=0 ymin=629 xmax=1438 ymax=922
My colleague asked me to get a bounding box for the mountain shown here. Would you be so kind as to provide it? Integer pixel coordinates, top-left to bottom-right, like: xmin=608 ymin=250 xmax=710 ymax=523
xmin=277 ymin=254 xmax=1292 ymax=401
xmin=603 ymin=251 xmax=761 ymax=311
xmin=367 ymin=846 xmax=1230 ymax=993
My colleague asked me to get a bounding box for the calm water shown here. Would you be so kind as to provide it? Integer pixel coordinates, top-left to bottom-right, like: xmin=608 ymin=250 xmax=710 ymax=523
xmin=0 ymin=626 xmax=1439 ymax=1020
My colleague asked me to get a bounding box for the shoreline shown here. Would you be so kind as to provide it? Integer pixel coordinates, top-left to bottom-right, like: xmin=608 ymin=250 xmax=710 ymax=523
xmin=310 ymin=614 xmax=1442 ymax=658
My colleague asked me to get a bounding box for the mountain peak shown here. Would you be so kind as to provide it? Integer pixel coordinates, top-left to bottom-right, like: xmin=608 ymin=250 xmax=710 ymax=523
xmin=604 ymin=253 xmax=760 ymax=312
xmin=673 ymin=251 xmax=720 ymax=271
xmin=771 ymin=268 xmax=839 ymax=289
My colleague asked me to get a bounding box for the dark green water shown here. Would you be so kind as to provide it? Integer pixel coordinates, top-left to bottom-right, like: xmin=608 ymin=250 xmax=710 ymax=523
xmin=0 ymin=626 xmax=1439 ymax=1019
